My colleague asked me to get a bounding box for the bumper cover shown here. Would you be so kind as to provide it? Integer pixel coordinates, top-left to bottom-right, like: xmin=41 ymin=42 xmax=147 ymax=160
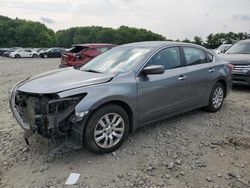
xmin=9 ymin=80 xmax=32 ymax=130
xmin=232 ymin=72 xmax=250 ymax=85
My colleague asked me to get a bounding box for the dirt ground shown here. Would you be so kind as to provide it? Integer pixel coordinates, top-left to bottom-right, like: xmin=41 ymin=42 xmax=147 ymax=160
xmin=0 ymin=56 xmax=250 ymax=188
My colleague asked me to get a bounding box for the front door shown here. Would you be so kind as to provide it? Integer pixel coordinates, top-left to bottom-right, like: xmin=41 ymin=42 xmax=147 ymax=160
xmin=136 ymin=47 xmax=190 ymax=123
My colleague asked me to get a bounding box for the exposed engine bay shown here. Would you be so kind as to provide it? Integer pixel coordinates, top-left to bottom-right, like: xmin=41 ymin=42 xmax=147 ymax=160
xmin=10 ymin=83 xmax=86 ymax=146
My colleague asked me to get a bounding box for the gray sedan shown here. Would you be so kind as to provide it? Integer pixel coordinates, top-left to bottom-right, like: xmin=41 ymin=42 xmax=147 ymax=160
xmin=10 ymin=41 xmax=232 ymax=153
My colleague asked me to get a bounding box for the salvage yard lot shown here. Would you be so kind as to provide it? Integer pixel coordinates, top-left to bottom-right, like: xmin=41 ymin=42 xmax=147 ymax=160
xmin=0 ymin=57 xmax=250 ymax=188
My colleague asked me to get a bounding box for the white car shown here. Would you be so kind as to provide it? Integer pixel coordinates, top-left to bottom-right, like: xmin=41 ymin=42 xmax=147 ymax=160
xmin=9 ymin=49 xmax=39 ymax=58
xmin=214 ymin=44 xmax=232 ymax=54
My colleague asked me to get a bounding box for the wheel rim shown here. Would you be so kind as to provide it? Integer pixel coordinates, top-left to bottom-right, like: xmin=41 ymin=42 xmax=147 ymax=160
xmin=94 ymin=113 xmax=125 ymax=149
xmin=212 ymin=87 xmax=224 ymax=108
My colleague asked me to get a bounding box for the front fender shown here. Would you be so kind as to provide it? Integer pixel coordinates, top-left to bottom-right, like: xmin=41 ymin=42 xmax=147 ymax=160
xmin=58 ymin=79 xmax=139 ymax=131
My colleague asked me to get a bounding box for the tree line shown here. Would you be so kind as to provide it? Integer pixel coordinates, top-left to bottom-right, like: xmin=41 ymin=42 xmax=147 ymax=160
xmin=0 ymin=15 xmax=249 ymax=49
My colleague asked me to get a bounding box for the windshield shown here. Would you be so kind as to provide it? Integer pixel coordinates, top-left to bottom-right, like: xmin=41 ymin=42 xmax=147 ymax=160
xmin=226 ymin=42 xmax=250 ymax=54
xmin=80 ymin=47 xmax=151 ymax=74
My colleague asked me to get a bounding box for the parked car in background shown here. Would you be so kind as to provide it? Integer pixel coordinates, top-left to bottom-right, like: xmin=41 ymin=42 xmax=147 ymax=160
xmin=10 ymin=41 xmax=232 ymax=154
xmin=219 ymin=39 xmax=250 ymax=85
xmin=39 ymin=48 xmax=64 ymax=58
xmin=2 ymin=49 xmax=15 ymax=57
xmin=214 ymin=44 xmax=232 ymax=54
xmin=9 ymin=49 xmax=39 ymax=58
xmin=60 ymin=44 xmax=116 ymax=68
xmin=0 ymin=48 xmax=11 ymax=56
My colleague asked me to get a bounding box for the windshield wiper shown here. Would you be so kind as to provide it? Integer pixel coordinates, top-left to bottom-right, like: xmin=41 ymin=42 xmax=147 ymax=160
xmin=82 ymin=69 xmax=103 ymax=74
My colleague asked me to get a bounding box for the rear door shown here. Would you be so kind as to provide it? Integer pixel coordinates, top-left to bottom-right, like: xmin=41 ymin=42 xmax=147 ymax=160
xmin=181 ymin=46 xmax=217 ymax=106
xmin=136 ymin=47 xmax=191 ymax=123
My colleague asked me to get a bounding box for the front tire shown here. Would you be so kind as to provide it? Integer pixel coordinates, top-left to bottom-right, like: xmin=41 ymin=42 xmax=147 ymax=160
xmin=15 ymin=54 xmax=21 ymax=58
xmin=205 ymin=82 xmax=225 ymax=112
xmin=84 ymin=104 xmax=129 ymax=154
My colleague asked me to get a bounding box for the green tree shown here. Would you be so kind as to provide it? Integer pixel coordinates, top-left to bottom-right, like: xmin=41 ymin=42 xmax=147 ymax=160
xmin=0 ymin=15 xmax=56 ymax=47
xmin=193 ymin=36 xmax=203 ymax=45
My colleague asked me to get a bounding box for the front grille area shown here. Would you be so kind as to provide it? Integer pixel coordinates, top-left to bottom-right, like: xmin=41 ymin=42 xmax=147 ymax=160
xmin=15 ymin=92 xmax=53 ymax=136
xmin=232 ymin=64 xmax=250 ymax=74
xmin=14 ymin=91 xmax=84 ymax=138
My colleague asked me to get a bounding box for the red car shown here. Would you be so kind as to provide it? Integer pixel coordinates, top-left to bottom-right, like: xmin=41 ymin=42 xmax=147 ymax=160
xmin=59 ymin=44 xmax=116 ymax=68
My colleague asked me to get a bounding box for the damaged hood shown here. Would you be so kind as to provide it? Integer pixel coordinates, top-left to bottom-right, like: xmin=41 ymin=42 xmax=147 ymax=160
xmin=17 ymin=68 xmax=116 ymax=94
xmin=219 ymin=54 xmax=250 ymax=65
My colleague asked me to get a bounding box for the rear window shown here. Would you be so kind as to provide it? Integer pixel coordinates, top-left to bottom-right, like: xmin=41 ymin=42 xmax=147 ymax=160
xmin=98 ymin=47 xmax=111 ymax=53
xmin=68 ymin=46 xmax=88 ymax=53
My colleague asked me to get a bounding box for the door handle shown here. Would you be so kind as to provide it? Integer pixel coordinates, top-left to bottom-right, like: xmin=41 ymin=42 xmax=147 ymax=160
xmin=178 ymin=75 xmax=187 ymax=81
xmin=209 ymin=68 xmax=215 ymax=73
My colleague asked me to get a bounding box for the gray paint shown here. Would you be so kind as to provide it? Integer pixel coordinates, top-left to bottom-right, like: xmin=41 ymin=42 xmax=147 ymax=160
xmin=10 ymin=41 xmax=232 ymax=141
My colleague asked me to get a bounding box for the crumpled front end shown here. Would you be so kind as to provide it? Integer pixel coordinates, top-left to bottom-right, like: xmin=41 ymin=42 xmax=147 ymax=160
xmin=9 ymin=81 xmax=86 ymax=144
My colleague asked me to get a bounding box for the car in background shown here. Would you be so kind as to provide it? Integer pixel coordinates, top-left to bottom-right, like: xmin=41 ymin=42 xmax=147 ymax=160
xmin=39 ymin=48 xmax=64 ymax=58
xmin=9 ymin=49 xmax=39 ymax=58
xmin=60 ymin=44 xmax=116 ymax=68
xmin=219 ymin=39 xmax=250 ymax=85
xmin=2 ymin=49 xmax=15 ymax=57
xmin=0 ymin=48 xmax=11 ymax=56
xmin=10 ymin=41 xmax=232 ymax=154
xmin=214 ymin=44 xmax=232 ymax=54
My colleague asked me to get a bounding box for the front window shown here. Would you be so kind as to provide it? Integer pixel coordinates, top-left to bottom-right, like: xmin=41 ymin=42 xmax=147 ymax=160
xmin=226 ymin=42 xmax=250 ymax=54
xmin=146 ymin=47 xmax=182 ymax=70
xmin=80 ymin=47 xmax=151 ymax=74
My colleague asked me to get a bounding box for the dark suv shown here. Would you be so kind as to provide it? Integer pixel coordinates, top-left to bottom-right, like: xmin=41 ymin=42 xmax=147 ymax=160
xmin=39 ymin=48 xmax=65 ymax=58
xmin=60 ymin=44 xmax=116 ymax=68
xmin=219 ymin=39 xmax=250 ymax=85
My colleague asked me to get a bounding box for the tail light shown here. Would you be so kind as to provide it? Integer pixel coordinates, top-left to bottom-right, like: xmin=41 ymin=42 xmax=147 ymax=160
xmin=226 ymin=64 xmax=234 ymax=72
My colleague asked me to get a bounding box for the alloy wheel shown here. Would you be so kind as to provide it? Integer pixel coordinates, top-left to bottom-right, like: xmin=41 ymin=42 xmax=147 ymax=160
xmin=212 ymin=87 xmax=224 ymax=108
xmin=94 ymin=113 xmax=125 ymax=148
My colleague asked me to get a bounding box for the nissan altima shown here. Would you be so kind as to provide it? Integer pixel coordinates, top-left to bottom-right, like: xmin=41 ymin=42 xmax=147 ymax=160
xmin=10 ymin=41 xmax=232 ymax=153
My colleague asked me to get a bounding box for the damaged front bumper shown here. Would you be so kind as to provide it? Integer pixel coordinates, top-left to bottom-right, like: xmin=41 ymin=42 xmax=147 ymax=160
xmin=9 ymin=81 xmax=88 ymax=146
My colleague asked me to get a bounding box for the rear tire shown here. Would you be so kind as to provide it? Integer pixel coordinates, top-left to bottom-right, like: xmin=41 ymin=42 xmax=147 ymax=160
xmin=205 ymin=82 xmax=225 ymax=112
xmin=84 ymin=104 xmax=129 ymax=154
xmin=32 ymin=54 xmax=38 ymax=58
xmin=44 ymin=54 xmax=48 ymax=58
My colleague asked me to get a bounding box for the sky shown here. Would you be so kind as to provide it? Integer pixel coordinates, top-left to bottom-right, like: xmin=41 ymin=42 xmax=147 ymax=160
xmin=0 ymin=0 xmax=250 ymax=40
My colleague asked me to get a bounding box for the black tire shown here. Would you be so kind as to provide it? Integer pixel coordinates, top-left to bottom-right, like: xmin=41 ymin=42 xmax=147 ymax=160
xmin=205 ymin=82 xmax=225 ymax=112
xmin=84 ymin=104 xmax=129 ymax=154
xmin=32 ymin=54 xmax=38 ymax=58
xmin=44 ymin=54 xmax=48 ymax=58
xmin=15 ymin=54 xmax=21 ymax=58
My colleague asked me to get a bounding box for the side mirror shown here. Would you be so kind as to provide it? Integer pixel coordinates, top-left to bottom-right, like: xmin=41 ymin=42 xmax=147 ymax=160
xmin=142 ymin=65 xmax=165 ymax=75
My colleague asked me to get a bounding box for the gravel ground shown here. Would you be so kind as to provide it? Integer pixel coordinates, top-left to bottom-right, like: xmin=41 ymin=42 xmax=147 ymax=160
xmin=0 ymin=57 xmax=250 ymax=188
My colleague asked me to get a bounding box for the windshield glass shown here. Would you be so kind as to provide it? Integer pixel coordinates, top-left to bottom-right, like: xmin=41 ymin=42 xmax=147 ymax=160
xmin=80 ymin=47 xmax=151 ymax=74
xmin=226 ymin=42 xmax=250 ymax=54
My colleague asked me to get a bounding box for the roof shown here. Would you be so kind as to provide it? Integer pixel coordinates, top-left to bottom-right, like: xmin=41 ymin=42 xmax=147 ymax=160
xmin=73 ymin=43 xmax=116 ymax=47
xmin=238 ymin=39 xmax=250 ymax=43
xmin=121 ymin=41 xmax=205 ymax=49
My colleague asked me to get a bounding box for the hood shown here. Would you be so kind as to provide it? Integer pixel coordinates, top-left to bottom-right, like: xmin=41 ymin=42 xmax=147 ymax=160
xmin=219 ymin=54 xmax=250 ymax=65
xmin=17 ymin=68 xmax=115 ymax=94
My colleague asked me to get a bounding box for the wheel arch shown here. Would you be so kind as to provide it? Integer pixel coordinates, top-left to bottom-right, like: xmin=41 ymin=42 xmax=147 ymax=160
xmin=85 ymin=100 xmax=135 ymax=134
xmin=216 ymin=78 xmax=227 ymax=98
